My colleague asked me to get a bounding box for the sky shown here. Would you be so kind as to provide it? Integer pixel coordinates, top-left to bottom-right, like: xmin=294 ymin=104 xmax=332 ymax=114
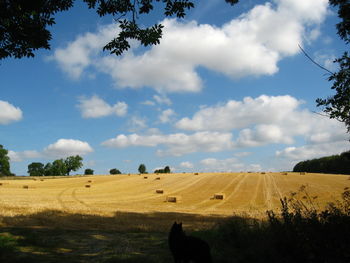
xmin=1 ymin=0 xmax=349 ymax=175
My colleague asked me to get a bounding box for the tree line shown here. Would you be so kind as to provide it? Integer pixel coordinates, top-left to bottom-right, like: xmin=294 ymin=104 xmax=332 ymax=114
xmin=293 ymin=150 xmax=350 ymax=175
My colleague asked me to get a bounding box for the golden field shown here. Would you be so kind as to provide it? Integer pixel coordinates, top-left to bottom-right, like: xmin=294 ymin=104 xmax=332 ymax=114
xmin=0 ymin=172 xmax=349 ymax=218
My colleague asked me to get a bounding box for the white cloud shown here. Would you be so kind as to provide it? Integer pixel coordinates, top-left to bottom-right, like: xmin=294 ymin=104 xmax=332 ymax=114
xmin=176 ymin=95 xmax=301 ymax=131
xmin=49 ymin=24 xmax=119 ymax=79
xmin=276 ymin=141 xmax=349 ymax=161
xmin=199 ymin=157 xmax=262 ymax=172
xmin=44 ymin=139 xmax=93 ymax=158
xmin=176 ymin=95 xmax=348 ymax=148
xmin=101 ymin=131 xmax=234 ymax=156
xmin=0 ymin=100 xmax=23 ymax=125
xmin=179 ymin=161 xmax=194 ymax=169
xmin=159 ymin=109 xmax=176 ymax=123
xmin=8 ymin=139 xmax=93 ymax=162
xmin=8 ymin=150 xmax=41 ymax=162
xmin=128 ymin=116 xmax=148 ymax=132
xmin=77 ymin=95 xmax=127 ymax=118
xmin=153 ymin=95 xmax=172 ymax=105
xmin=314 ymin=51 xmax=338 ymax=72
xmin=51 ymin=0 xmax=328 ymax=93
xmin=141 ymin=100 xmax=156 ymax=106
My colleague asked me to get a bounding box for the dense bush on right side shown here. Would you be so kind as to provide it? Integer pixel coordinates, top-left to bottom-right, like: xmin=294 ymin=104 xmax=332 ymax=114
xmin=209 ymin=188 xmax=350 ymax=263
xmin=293 ymin=150 xmax=350 ymax=174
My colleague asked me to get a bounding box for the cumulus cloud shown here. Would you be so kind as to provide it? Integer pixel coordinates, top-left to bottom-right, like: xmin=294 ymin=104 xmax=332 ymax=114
xmin=8 ymin=139 xmax=93 ymax=162
xmin=43 ymin=139 xmax=93 ymax=158
xmin=77 ymin=95 xmax=127 ymax=118
xmin=101 ymin=131 xmax=234 ymax=156
xmin=50 ymin=0 xmax=328 ymax=93
xmin=159 ymin=109 xmax=176 ymax=123
xmin=176 ymin=95 xmax=348 ymax=148
xmin=0 ymin=100 xmax=23 ymax=125
xmin=49 ymin=24 xmax=119 ymax=79
xmin=128 ymin=116 xmax=148 ymax=132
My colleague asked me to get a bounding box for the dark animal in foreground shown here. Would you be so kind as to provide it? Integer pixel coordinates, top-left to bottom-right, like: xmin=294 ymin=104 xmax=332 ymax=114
xmin=168 ymin=221 xmax=212 ymax=263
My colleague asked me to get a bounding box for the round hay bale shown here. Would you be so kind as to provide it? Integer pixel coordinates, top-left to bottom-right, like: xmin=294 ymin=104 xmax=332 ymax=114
xmin=87 ymin=180 xmax=92 ymax=183
xmin=155 ymin=177 xmax=161 ymax=180
xmin=156 ymin=189 xmax=164 ymax=194
xmin=143 ymin=176 xmax=148 ymax=179
xmin=85 ymin=184 xmax=91 ymax=188
xmin=194 ymin=173 xmax=199 ymax=175
xmin=23 ymin=185 xmax=29 ymax=189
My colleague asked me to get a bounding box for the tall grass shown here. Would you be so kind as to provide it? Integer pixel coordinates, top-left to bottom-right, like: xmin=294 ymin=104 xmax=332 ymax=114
xmin=207 ymin=186 xmax=350 ymax=263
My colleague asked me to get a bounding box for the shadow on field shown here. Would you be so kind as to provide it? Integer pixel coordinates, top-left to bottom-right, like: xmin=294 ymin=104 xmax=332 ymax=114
xmin=0 ymin=210 xmax=226 ymax=263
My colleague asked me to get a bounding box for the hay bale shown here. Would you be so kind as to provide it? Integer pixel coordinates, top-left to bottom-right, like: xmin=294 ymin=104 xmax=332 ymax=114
xmin=166 ymin=196 xmax=181 ymax=203
xmin=0 ymin=183 xmax=2 ymax=186
xmin=40 ymin=179 xmax=44 ymax=181
xmin=300 ymin=172 xmax=306 ymax=175
xmin=85 ymin=184 xmax=91 ymax=188
xmin=194 ymin=173 xmax=199 ymax=175
xmin=155 ymin=177 xmax=161 ymax=180
xmin=214 ymin=193 xmax=225 ymax=200
xmin=143 ymin=176 xmax=148 ymax=179
xmin=156 ymin=189 xmax=164 ymax=194
xmin=282 ymin=172 xmax=288 ymax=175
xmin=261 ymin=172 xmax=266 ymax=174
xmin=23 ymin=185 xmax=29 ymax=189
xmin=87 ymin=180 xmax=92 ymax=183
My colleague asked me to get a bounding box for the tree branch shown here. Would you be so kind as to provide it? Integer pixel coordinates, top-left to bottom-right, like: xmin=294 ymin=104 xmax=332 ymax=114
xmin=298 ymin=44 xmax=335 ymax=76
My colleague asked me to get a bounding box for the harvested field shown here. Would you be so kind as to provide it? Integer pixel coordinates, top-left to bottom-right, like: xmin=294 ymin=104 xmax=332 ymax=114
xmin=0 ymin=172 xmax=349 ymax=218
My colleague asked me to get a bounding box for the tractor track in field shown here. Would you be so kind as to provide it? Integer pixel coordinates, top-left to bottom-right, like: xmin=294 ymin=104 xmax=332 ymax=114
xmin=72 ymin=188 xmax=92 ymax=210
xmin=249 ymin=173 xmax=264 ymax=207
xmin=109 ymin=175 xmax=207 ymax=204
xmin=195 ymin=173 xmax=244 ymax=210
xmin=262 ymin=173 xmax=274 ymax=210
xmin=204 ymin=173 xmax=249 ymax=212
xmin=57 ymin=187 xmax=71 ymax=210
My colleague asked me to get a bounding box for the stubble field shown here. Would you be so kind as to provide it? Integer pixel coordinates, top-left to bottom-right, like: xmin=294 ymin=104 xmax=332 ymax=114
xmin=0 ymin=172 xmax=348 ymax=218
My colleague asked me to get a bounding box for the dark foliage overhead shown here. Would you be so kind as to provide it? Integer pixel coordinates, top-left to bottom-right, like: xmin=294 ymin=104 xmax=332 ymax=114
xmin=0 ymin=1 xmax=241 ymax=59
xmin=0 ymin=0 xmax=74 ymax=59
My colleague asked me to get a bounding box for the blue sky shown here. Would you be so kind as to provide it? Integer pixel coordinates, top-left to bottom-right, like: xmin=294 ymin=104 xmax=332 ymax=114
xmin=1 ymin=0 xmax=349 ymax=175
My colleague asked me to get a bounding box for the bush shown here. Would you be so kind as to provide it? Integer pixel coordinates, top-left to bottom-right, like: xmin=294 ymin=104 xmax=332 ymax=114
xmin=209 ymin=186 xmax=350 ymax=263
xmin=110 ymin=168 xmax=121 ymax=175
xmin=84 ymin=168 xmax=94 ymax=175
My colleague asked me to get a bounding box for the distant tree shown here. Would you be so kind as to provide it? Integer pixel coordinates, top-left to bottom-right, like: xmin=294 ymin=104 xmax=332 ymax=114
xmin=138 ymin=164 xmax=146 ymax=174
xmin=164 ymin=166 xmax=171 ymax=173
xmin=0 ymin=1 xmax=240 ymax=59
xmin=293 ymin=150 xmax=350 ymax=175
xmin=44 ymin=162 xmax=53 ymax=176
xmin=84 ymin=168 xmax=94 ymax=175
xmin=0 ymin=144 xmax=11 ymax=176
xmin=27 ymin=162 xmax=45 ymax=176
xmin=51 ymin=159 xmax=67 ymax=176
xmin=64 ymin=155 xmax=83 ymax=175
xmin=110 ymin=168 xmax=121 ymax=175
xmin=154 ymin=166 xmax=171 ymax=174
